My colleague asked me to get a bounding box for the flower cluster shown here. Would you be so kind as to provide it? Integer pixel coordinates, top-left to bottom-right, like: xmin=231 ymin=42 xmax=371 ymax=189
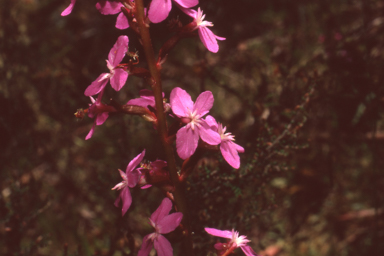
xmin=65 ymin=0 xmax=256 ymax=255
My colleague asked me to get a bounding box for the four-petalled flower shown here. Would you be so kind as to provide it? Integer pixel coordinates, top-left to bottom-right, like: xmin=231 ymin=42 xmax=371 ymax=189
xmin=170 ymin=87 xmax=221 ymax=159
xmin=205 ymin=228 xmax=257 ymax=256
xmin=205 ymin=115 xmax=244 ymax=169
xmin=84 ymin=35 xmax=129 ymax=96
xmin=180 ymin=7 xmax=225 ymax=53
xmin=112 ymin=150 xmax=145 ymax=216
xmin=138 ymin=198 xmax=183 ymax=256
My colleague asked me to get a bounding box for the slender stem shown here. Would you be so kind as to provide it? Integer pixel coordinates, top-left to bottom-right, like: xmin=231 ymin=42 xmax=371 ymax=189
xmin=134 ymin=1 xmax=194 ymax=255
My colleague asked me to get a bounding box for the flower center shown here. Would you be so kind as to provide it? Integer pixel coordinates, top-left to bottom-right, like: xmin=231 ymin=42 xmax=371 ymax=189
xmin=187 ymin=109 xmax=202 ymax=130
xmin=195 ymin=8 xmax=213 ymax=28
xmin=218 ymin=123 xmax=235 ymax=141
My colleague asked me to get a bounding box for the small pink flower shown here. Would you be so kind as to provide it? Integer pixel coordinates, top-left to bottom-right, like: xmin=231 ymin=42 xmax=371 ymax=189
xmin=61 ymin=0 xmax=76 ymax=16
xmin=148 ymin=0 xmax=198 ymax=23
xmin=96 ymin=0 xmax=131 ymax=30
xmin=85 ymin=92 xmax=109 ymax=140
xmin=138 ymin=198 xmax=183 ymax=256
xmin=84 ymin=35 xmax=129 ymax=96
xmin=112 ymin=150 xmax=145 ymax=216
xmin=180 ymin=7 xmax=225 ymax=53
xmin=170 ymin=87 xmax=221 ymax=159
xmin=205 ymin=228 xmax=257 ymax=256
xmin=205 ymin=115 xmax=244 ymax=169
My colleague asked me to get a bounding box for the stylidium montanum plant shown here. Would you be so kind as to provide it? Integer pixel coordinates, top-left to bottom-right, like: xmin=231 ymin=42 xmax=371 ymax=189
xmin=65 ymin=0 xmax=254 ymax=255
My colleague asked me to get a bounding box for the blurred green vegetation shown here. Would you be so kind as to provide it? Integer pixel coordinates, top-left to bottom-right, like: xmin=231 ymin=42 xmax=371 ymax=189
xmin=1 ymin=0 xmax=384 ymax=255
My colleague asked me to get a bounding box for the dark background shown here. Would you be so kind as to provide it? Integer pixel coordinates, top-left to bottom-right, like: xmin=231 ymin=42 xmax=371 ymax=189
xmin=1 ymin=0 xmax=384 ymax=255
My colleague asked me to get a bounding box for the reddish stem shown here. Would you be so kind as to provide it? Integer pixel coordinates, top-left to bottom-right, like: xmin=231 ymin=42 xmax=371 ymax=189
xmin=134 ymin=0 xmax=194 ymax=255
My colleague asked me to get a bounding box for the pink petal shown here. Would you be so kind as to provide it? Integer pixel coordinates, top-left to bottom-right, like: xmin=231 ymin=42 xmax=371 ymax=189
xmin=158 ymin=212 xmax=183 ymax=234
xmin=179 ymin=6 xmax=197 ymax=19
xmin=85 ymin=122 xmax=96 ymax=140
xmin=96 ymin=0 xmax=123 ymax=15
xmin=139 ymin=89 xmax=155 ymax=99
xmin=204 ymin=115 xmax=218 ymax=131
xmin=154 ymin=235 xmax=173 ymax=256
xmin=220 ymin=141 xmax=240 ymax=169
xmin=170 ymin=87 xmax=194 ymax=117
xmin=84 ymin=73 xmax=109 ymax=96
xmin=173 ymin=0 xmax=198 ymax=8
xmin=235 ymin=143 xmax=245 ymax=153
xmin=198 ymin=27 xmax=220 ymax=53
xmin=117 ymin=187 xmax=132 ymax=216
xmin=127 ymin=98 xmax=155 ymax=108
xmin=148 ymin=0 xmax=172 ymax=23
xmin=240 ymin=245 xmax=257 ymax=256
xmin=116 ymin=12 xmax=130 ymax=30
xmin=138 ymin=234 xmax=153 ymax=256
xmin=126 ymin=150 xmax=146 ymax=174
xmin=141 ymin=184 xmax=152 ymax=189
xmin=61 ymin=0 xmax=76 ymax=16
xmin=199 ymin=121 xmax=221 ymax=145
xmin=108 ymin=35 xmax=129 ymax=67
xmin=176 ymin=126 xmax=199 ymax=159
xmin=126 ymin=169 xmax=140 ymax=188
xmin=95 ymin=112 xmax=109 ymax=125
xmin=110 ymin=68 xmax=128 ymax=91
xmin=151 ymin=198 xmax=172 ymax=224
xmin=193 ymin=91 xmax=214 ymax=116
xmin=204 ymin=227 xmax=232 ymax=239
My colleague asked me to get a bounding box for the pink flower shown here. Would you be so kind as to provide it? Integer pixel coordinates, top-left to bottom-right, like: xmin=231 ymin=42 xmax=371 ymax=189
xmin=138 ymin=198 xmax=183 ymax=256
xmin=85 ymin=92 xmax=109 ymax=140
xmin=170 ymin=87 xmax=221 ymax=159
xmin=180 ymin=7 xmax=225 ymax=53
xmin=205 ymin=115 xmax=244 ymax=169
xmin=205 ymin=228 xmax=257 ymax=256
xmin=61 ymin=0 xmax=76 ymax=16
xmin=148 ymin=0 xmax=198 ymax=23
xmin=127 ymin=89 xmax=171 ymax=112
xmin=96 ymin=0 xmax=130 ymax=30
xmin=84 ymin=35 xmax=129 ymax=96
xmin=112 ymin=150 xmax=145 ymax=216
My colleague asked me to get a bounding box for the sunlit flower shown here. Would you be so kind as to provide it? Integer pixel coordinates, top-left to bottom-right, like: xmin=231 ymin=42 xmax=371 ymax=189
xmin=170 ymin=87 xmax=221 ymax=159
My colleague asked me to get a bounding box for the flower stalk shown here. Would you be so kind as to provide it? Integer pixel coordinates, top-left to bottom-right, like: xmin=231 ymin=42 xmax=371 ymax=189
xmin=134 ymin=0 xmax=194 ymax=254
